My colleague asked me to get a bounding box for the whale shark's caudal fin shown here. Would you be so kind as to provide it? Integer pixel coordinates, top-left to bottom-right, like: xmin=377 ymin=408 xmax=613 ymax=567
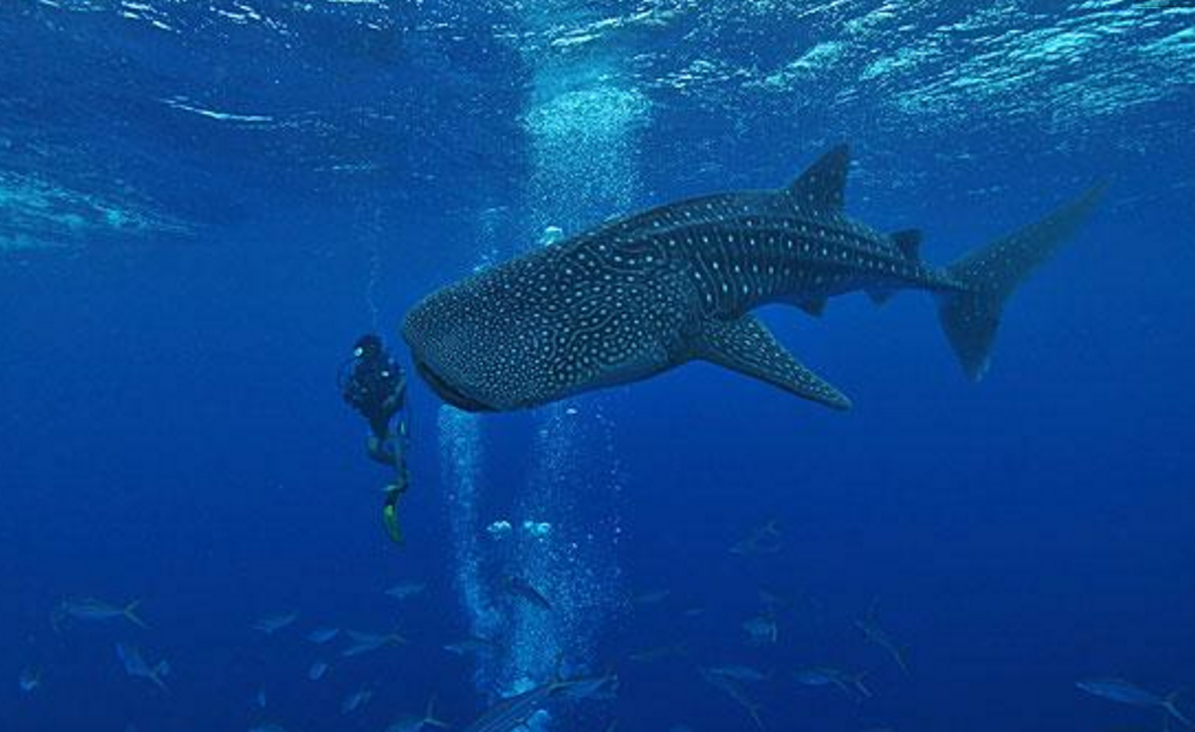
xmin=937 ymin=182 xmax=1107 ymax=381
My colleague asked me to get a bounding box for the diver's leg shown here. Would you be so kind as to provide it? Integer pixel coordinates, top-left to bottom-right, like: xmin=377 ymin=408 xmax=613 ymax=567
xmin=367 ymin=433 xmax=398 ymax=467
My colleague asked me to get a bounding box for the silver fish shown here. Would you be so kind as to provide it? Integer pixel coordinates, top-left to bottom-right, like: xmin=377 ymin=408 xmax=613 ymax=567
xmin=54 ymin=598 xmax=148 ymax=630
xmin=561 ymin=673 xmax=618 ymax=701
xmin=627 ymin=588 xmax=671 ymax=607
xmin=700 ymin=667 xmax=764 ymax=730
xmin=385 ymin=582 xmax=428 ymax=602
xmin=389 ymin=696 xmax=450 ymax=732
xmin=306 ymin=627 xmax=340 ymax=644
xmin=705 ymin=665 xmax=768 ymax=683
xmin=503 ymin=575 xmax=552 ymax=611
xmin=341 ymin=687 xmax=374 ymax=715
xmin=795 ymin=666 xmax=870 ymax=701
xmin=855 ymin=604 xmax=909 ymax=675
xmin=461 ymin=674 xmax=611 ymax=732
xmin=18 ymin=666 xmax=41 ymax=693
xmin=115 ymin=643 xmax=169 ymax=692
xmin=307 ymin=661 xmax=329 ymax=681
xmin=742 ymin=614 xmax=779 ymax=646
xmin=730 ymin=521 xmax=783 ymax=557
xmin=254 ymin=612 xmax=298 ymax=635
xmin=444 ymin=636 xmax=495 ymax=656
xmin=1077 ymin=678 xmax=1191 ymax=727
xmin=341 ymin=630 xmax=406 ymax=658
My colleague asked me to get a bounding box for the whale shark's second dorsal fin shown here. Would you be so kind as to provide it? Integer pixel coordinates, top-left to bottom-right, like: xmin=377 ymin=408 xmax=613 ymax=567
xmin=787 ymin=144 xmax=850 ymax=212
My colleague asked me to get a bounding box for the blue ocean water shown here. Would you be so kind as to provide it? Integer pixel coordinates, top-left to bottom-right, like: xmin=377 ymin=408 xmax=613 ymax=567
xmin=2 ymin=1 xmax=1194 ymax=731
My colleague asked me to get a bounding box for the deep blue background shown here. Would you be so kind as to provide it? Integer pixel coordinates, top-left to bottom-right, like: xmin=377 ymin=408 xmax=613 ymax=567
xmin=2 ymin=1 xmax=1193 ymax=731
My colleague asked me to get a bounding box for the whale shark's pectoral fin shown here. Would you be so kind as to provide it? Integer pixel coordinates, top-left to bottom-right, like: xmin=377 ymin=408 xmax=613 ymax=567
xmin=693 ymin=315 xmax=852 ymax=410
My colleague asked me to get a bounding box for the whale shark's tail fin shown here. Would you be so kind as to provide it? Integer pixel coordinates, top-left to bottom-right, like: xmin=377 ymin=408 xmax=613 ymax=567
xmin=937 ymin=183 xmax=1107 ymax=380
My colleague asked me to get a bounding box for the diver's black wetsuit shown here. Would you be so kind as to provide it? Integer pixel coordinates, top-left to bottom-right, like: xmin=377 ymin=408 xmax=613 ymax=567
xmin=341 ymin=335 xmax=406 ymax=450
xmin=341 ymin=334 xmax=411 ymax=544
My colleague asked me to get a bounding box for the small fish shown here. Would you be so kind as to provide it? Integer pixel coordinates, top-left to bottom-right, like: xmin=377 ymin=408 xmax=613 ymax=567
xmin=700 ymin=667 xmax=764 ymax=730
xmin=742 ymin=613 xmax=779 ymax=646
xmin=54 ymin=598 xmax=148 ymax=630
xmin=341 ymin=687 xmax=374 ymax=715
xmin=795 ymin=666 xmax=871 ymax=701
xmin=306 ymin=627 xmax=340 ymax=644
xmin=385 ymin=582 xmax=427 ymax=602
xmin=730 ymin=520 xmax=783 ymax=557
xmin=388 ymin=696 xmax=450 ymax=732
xmin=705 ymin=665 xmax=768 ymax=684
xmin=255 ymin=687 xmax=267 ymax=709
xmin=443 ymin=635 xmax=495 ymax=656
xmin=627 ymin=588 xmax=671 ymax=607
xmin=855 ymin=604 xmax=909 ymax=675
xmin=1077 ymin=678 xmax=1192 ymax=727
xmin=307 ymin=661 xmax=329 ymax=681
xmin=503 ymin=575 xmax=552 ymax=611
xmin=560 ymin=673 xmax=619 ymax=701
xmin=460 ymin=674 xmax=609 ymax=732
xmin=341 ymin=630 xmax=407 ymax=658
xmin=254 ymin=612 xmax=298 ymax=635
xmin=629 ymin=642 xmax=688 ymax=663
xmin=248 ymin=724 xmax=288 ymax=732
xmin=18 ymin=666 xmax=41 ymax=693
xmin=115 ymin=643 xmax=169 ymax=692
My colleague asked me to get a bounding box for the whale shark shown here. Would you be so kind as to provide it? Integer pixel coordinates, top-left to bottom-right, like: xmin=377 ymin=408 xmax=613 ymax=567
xmin=403 ymin=145 xmax=1104 ymax=412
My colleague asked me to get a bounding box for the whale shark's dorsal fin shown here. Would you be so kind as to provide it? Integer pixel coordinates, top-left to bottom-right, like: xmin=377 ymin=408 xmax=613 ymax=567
xmin=692 ymin=315 xmax=852 ymax=410
xmin=787 ymin=143 xmax=850 ymax=212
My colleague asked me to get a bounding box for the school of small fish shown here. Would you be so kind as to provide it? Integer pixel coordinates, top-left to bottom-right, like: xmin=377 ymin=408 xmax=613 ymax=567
xmin=17 ymin=521 xmax=1190 ymax=732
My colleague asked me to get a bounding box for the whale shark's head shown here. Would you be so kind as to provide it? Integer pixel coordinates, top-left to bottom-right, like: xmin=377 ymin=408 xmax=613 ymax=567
xmin=402 ymin=288 xmax=508 ymax=412
xmin=401 ymin=259 xmax=585 ymax=412
xmin=402 ymin=245 xmax=689 ymax=412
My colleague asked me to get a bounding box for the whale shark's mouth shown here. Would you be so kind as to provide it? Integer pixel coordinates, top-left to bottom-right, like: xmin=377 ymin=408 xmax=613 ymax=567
xmin=415 ymin=359 xmax=496 ymax=413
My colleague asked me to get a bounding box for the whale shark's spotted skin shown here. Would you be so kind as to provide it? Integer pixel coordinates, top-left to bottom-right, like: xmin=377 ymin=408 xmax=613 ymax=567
xmin=403 ymin=145 xmax=1103 ymax=412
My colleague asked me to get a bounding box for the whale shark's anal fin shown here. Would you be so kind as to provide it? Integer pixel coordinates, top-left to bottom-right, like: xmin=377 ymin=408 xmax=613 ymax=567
xmin=693 ymin=315 xmax=852 ymax=410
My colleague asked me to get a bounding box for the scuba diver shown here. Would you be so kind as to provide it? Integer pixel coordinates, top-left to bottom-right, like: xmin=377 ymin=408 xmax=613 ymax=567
xmin=340 ymin=334 xmax=410 ymax=545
